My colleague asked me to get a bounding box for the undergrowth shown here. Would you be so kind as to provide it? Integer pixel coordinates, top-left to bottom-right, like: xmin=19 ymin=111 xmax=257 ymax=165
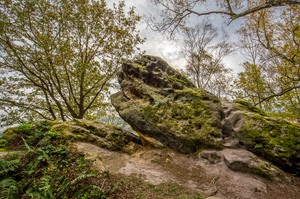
xmin=0 ymin=121 xmax=205 ymax=198
xmin=0 ymin=121 xmax=121 ymax=199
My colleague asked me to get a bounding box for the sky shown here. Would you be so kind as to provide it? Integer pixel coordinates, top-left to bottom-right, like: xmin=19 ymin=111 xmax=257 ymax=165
xmin=108 ymin=0 xmax=246 ymax=73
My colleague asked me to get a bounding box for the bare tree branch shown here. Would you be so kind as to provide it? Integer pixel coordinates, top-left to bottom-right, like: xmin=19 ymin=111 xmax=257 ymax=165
xmin=256 ymin=84 xmax=300 ymax=105
xmin=151 ymin=0 xmax=300 ymax=33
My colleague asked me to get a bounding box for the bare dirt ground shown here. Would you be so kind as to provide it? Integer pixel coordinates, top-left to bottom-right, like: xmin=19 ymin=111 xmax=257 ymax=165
xmin=73 ymin=142 xmax=300 ymax=199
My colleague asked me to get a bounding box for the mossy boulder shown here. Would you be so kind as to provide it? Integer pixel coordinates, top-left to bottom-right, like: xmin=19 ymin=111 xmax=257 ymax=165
xmin=223 ymin=101 xmax=300 ymax=175
xmin=111 ymin=55 xmax=224 ymax=153
xmin=0 ymin=119 xmax=141 ymax=154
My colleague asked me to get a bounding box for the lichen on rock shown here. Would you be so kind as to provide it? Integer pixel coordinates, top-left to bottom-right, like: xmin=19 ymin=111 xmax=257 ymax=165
xmin=223 ymin=100 xmax=300 ymax=175
xmin=111 ymin=55 xmax=224 ymax=153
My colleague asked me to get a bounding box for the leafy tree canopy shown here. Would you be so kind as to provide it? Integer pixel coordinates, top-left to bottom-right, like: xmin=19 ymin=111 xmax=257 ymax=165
xmin=0 ymin=0 xmax=144 ymax=125
xmin=236 ymin=5 xmax=300 ymax=121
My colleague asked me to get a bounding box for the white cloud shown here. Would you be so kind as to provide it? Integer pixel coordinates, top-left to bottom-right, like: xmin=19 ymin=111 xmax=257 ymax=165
xmin=111 ymin=0 xmax=244 ymax=73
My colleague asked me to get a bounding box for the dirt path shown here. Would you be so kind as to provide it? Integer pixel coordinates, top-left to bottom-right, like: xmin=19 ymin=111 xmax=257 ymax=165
xmin=72 ymin=142 xmax=300 ymax=199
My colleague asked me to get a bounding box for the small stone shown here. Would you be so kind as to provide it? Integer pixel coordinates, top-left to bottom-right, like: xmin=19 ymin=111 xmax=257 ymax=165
xmin=200 ymin=150 xmax=222 ymax=164
xmin=253 ymin=186 xmax=267 ymax=193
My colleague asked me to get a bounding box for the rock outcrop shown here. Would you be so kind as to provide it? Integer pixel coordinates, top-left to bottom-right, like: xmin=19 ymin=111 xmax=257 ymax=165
xmin=111 ymin=55 xmax=300 ymax=176
xmin=0 ymin=119 xmax=142 ymax=153
xmin=223 ymin=100 xmax=300 ymax=175
xmin=111 ymin=55 xmax=224 ymax=153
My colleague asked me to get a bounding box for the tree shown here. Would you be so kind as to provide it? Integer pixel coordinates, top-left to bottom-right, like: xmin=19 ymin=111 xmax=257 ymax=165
xmin=182 ymin=19 xmax=234 ymax=98
xmin=150 ymin=0 xmax=300 ymax=36
xmin=235 ymin=62 xmax=269 ymax=108
xmin=237 ymin=5 xmax=300 ymax=120
xmin=250 ymin=6 xmax=300 ymax=103
xmin=0 ymin=0 xmax=144 ymax=125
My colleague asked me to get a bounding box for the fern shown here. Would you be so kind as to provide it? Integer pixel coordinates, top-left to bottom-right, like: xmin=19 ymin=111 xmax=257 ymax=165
xmin=70 ymin=173 xmax=96 ymax=186
xmin=73 ymin=184 xmax=105 ymax=199
xmin=25 ymin=176 xmax=54 ymax=199
xmin=38 ymin=176 xmax=54 ymax=199
xmin=3 ymin=152 xmax=21 ymax=160
xmin=0 ymin=178 xmax=19 ymax=199
xmin=24 ymin=148 xmax=52 ymax=175
xmin=57 ymin=173 xmax=96 ymax=197
xmin=25 ymin=188 xmax=45 ymax=199
xmin=0 ymin=159 xmax=20 ymax=175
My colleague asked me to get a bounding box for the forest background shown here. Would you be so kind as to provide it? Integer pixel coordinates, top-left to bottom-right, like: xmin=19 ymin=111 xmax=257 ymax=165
xmin=0 ymin=0 xmax=299 ymax=127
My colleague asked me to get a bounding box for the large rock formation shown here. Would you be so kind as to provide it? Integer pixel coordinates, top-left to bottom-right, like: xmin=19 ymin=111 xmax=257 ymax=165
xmin=111 ymin=55 xmax=300 ymax=176
xmin=223 ymin=100 xmax=300 ymax=175
xmin=111 ymin=55 xmax=224 ymax=153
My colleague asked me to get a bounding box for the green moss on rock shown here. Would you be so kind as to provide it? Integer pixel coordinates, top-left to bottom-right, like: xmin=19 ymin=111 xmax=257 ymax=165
xmin=0 ymin=120 xmax=141 ymax=154
xmin=235 ymin=99 xmax=267 ymax=116
xmin=112 ymin=55 xmax=225 ymax=153
xmin=141 ymin=96 xmax=224 ymax=152
xmin=240 ymin=113 xmax=300 ymax=172
xmin=225 ymin=101 xmax=300 ymax=175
